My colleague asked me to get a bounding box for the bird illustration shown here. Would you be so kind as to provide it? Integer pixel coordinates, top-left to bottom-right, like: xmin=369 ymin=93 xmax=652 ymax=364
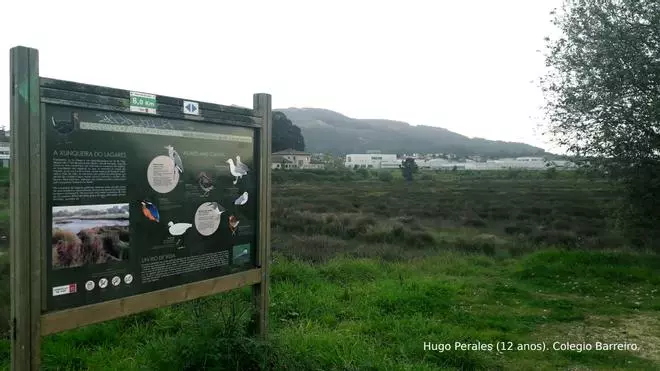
xmin=197 ymin=172 xmax=214 ymax=197
xmin=165 ymin=145 xmax=184 ymax=178
xmin=228 ymin=215 xmax=240 ymax=235
xmin=140 ymin=200 xmax=160 ymax=222
xmin=226 ymin=159 xmax=247 ymax=185
xmin=205 ymin=202 xmax=225 ymax=217
xmin=51 ymin=115 xmax=75 ymax=134
xmin=168 ymin=221 xmax=192 ymax=236
xmin=235 ymin=155 xmax=250 ymax=173
xmin=234 ymin=192 xmax=248 ymax=206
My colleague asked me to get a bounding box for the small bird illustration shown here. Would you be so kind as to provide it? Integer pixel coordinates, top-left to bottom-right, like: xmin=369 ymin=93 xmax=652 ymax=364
xmin=228 ymin=215 xmax=240 ymax=235
xmin=197 ymin=172 xmax=214 ymax=197
xmin=168 ymin=221 xmax=192 ymax=236
xmin=165 ymin=145 xmax=184 ymax=178
xmin=51 ymin=116 xmax=75 ymax=134
xmin=205 ymin=202 xmax=225 ymax=217
xmin=234 ymin=192 xmax=248 ymax=206
xmin=227 ymin=159 xmax=247 ymax=185
xmin=140 ymin=200 xmax=160 ymax=222
xmin=235 ymin=155 xmax=250 ymax=173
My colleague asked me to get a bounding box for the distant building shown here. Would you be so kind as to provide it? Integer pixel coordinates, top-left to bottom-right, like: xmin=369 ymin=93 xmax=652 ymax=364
xmin=418 ymin=156 xmax=575 ymax=171
xmin=344 ymin=154 xmax=399 ymax=169
xmin=0 ymin=142 xmax=9 ymax=168
xmin=272 ymin=149 xmax=324 ymax=170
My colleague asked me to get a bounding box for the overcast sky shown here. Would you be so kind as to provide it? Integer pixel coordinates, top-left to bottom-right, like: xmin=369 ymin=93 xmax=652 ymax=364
xmin=0 ymin=0 xmax=564 ymax=152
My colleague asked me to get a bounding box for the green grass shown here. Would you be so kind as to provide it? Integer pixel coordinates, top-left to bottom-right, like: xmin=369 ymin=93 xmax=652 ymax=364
xmin=0 ymin=170 xmax=659 ymax=370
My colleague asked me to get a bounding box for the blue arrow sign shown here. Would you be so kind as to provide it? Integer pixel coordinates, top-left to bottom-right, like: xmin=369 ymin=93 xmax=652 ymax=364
xmin=183 ymin=101 xmax=200 ymax=115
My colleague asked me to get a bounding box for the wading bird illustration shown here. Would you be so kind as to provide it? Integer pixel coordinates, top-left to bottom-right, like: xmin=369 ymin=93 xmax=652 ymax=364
xmin=197 ymin=172 xmax=214 ymax=197
xmin=235 ymin=155 xmax=250 ymax=173
xmin=228 ymin=215 xmax=239 ymax=235
xmin=140 ymin=200 xmax=160 ymax=222
xmin=234 ymin=191 xmax=248 ymax=206
xmin=165 ymin=145 xmax=184 ymax=178
xmin=226 ymin=158 xmax=247 ymax=185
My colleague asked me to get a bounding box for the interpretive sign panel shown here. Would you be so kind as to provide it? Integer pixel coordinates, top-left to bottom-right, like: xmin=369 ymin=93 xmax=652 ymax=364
xmin=46 ymin=106 xmax=258 ymax=311
xmin=9 ymin=46 xmax=272 ymax=371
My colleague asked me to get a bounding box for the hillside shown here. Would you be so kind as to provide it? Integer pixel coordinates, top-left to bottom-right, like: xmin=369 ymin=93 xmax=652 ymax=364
xmin=276 ymin=108 xmax=546 ymax=157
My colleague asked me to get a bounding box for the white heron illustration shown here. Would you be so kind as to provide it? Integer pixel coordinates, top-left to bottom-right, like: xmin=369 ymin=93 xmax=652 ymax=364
xmin=226 ymin=158 xmax=247 ymax=185
xmin=165 ymin=145 xmax=184 ymax=179
xmin=234 ymin=191 xmax=248 ymax=206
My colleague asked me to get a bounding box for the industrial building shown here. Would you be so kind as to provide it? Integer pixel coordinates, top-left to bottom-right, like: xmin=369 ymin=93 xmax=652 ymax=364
xmin=344 ymin=154 xmax=400 ymax=169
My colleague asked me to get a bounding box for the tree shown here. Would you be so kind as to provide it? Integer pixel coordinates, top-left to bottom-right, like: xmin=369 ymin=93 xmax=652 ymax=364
xmin=541 ymin=0 xmax=660 ymax=246
xmin=272 ymin=111 xmax=305 ymax=152
xmin=400 ymin=158 xmax=418 ymax=181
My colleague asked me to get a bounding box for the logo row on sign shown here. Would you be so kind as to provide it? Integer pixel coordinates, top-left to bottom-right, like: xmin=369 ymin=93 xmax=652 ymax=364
xmin=52 ymin=274 xmax=133 ymax=296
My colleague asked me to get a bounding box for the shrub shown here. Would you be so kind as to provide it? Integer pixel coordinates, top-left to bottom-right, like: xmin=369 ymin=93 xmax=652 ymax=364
xmin=378 ymin=172 xmax=394 ymax=182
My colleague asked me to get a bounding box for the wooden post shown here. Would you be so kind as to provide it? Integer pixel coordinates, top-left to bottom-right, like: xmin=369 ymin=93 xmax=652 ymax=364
xmin=10 ymin=46 xmax=42 ymax=370
xmin=252 ymin=93 xmax=272 ymax=338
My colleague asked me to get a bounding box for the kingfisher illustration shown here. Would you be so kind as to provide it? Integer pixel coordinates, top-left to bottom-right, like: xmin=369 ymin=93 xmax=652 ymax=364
xmin=140 ymin=200 xmax=160 ymax=222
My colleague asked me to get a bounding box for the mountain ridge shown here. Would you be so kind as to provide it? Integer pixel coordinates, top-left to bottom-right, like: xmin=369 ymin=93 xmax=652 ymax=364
xmin=276 ymin=107 xmax=546 ymax=157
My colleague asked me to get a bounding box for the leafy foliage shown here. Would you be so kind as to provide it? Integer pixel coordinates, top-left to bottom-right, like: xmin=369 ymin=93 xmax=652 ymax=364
xmin=272 ymin=111 xmax=305 ymax=153
xmin=541 ymin=0 xmax=660 ymax=247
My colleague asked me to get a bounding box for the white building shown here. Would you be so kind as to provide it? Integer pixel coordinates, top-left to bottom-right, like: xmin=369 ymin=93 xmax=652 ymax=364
xmin=418 ymin=156 xmax=575 ymax=171
xmin=0 ymin=142 xmax=9 ymax=168
xmin=272 ymin=148 xmax=325 ymax=170
xmin=345 ymin=154 xmax=399 ymax=169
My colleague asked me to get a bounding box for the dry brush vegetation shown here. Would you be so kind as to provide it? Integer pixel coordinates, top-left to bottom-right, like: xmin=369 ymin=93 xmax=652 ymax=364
xmin=0 ymin=169 xmax=657 ymax=370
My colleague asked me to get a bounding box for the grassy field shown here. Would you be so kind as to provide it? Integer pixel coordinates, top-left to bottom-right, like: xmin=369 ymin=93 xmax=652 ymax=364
xmin=0 ymin=169 xmax=659 ymax=370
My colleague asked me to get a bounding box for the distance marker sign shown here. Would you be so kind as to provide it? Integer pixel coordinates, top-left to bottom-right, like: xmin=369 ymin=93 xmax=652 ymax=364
xmin=130 ymin=91 xmax=157 ymax=114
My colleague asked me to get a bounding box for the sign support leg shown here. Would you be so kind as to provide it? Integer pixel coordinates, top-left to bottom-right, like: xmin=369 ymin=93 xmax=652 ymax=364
xmin=10 ymin=45 xmax=42 ymax=371
xmin=252 ymin=93 xmax=272 ymax=339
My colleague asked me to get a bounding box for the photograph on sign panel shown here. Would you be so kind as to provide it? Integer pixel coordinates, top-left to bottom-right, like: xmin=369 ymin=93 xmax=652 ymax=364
xmin=52 ymin=203 xmax=130 ymax=269
xmin=232 ymin=243 xmax=251 ymax=265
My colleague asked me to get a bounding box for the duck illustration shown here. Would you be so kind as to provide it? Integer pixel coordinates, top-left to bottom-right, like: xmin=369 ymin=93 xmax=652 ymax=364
xmin=165 ymin=145 xmax=184 ymax=178
xmin=228 ymin=215 xmax=239 ymax=235
xmin=168 ymin=221 xmax=192 ymax=236
xmin=226 ymin=158 xmax=247 ymax=185
xmin=234 ymin=191 xmax=248 ymax=206
xmin=140 ymin=200 xmax=160 ymax=222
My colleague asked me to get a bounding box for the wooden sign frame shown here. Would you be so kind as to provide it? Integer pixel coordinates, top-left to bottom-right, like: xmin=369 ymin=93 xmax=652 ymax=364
xmin=9 ymin=46 xmax=272 ymax=370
